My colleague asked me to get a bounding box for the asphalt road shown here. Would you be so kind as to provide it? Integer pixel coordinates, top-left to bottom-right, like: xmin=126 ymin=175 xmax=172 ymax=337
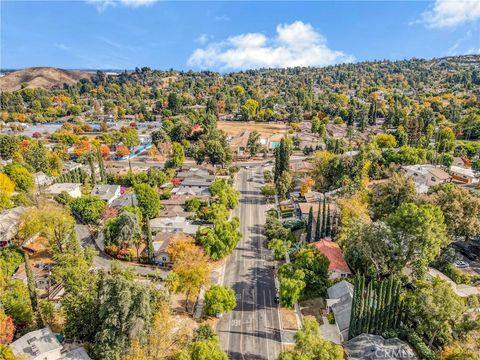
xmin=217 ymin=166 xmax=283 ymax=360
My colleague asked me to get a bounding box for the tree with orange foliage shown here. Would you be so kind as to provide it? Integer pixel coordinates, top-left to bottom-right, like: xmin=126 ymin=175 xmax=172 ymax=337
xmin=116 ymin=145 xmax=130 ymax=158
xmin=100 ymin=144 xmax=110 ymax=159
xmin=73 ymin=140 xmax=92 ymax=157
xmin=0 ymin=309 xmax=15 ymax=344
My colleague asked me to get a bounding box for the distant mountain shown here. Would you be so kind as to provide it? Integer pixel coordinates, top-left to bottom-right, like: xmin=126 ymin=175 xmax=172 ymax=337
xmin=0 ymin=67 xmax=94 ymax=91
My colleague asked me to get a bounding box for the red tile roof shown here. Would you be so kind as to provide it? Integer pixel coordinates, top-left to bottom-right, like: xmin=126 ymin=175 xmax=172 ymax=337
xmin=311 ymin=240 xmax=351 ymax=274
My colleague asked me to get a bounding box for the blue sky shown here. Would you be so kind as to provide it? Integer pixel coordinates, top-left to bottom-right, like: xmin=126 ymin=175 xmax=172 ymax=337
xmin=1 ymin=0 xmax=479 ymax=71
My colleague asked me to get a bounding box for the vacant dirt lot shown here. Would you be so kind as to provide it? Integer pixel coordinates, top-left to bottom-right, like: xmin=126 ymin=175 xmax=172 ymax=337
xmin=218 ymin=121 xmax=289 ymax=136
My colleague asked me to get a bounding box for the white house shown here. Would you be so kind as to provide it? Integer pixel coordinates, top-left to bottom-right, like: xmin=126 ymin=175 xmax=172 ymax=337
xmin=0 ymin=206 xmax=26 ymax=247
xmin=10 ymin=327 xmax=92 ymax=360
xmin=45 ymin=183 xmax=82 ymax=198
xmin=326 ymin=281 xmax=354 ymax=342
xmin=449 ymin=165 xmax=479 ymax=184
xmin=10 ymin=328 xmax=63 ymax=360
xmin=402 ymin=165 xmax=451 ymax=193
xmin=150 ymin=216 xmax=199 ymax=237
xmin=90 ymin=185 xmax=121 ymax=204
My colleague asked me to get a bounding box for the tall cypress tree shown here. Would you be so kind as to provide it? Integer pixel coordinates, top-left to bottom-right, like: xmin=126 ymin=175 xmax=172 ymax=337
xmin=24 ymin=253 xmax=37 ymax=311
xmin=383 ymin=277 xmax=394 ymax=333
xmin=349 ymin=274 xmax=361 ymax=339
xmin=361 ymin=280 xmax=373 ymax=334
xmin=97 ymin=146 xmax=107 ymax=184
xmin=314 ymin=201 xmax=322 ymax=241
xmin=321 ymin=197 xmax=327 ymax=238
xmin=306 ymin=207 xmax=314 ymax=243
xmin=375 ymin=281 xmax=385 ymax=333
xmin=325 ymin=204 xmax=331 ymax=238
xmin=89 ymin=152 xmax=96 ymax=186
xmin=145 ymin=219 xmax=154 ymax=263
xmin=368 ymin=279 xmax=377 ymax=333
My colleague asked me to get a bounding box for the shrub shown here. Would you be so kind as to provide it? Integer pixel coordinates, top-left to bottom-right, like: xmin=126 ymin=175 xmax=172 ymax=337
xmin=327 ymin=312 xmax=335 ymax=324
xmin=398 ymin=327 xmax=437 ymax=360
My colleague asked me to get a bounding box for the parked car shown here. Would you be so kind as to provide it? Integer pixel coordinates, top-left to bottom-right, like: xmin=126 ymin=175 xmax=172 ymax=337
xmin=455 ymin=260 xmax=469 ymax=268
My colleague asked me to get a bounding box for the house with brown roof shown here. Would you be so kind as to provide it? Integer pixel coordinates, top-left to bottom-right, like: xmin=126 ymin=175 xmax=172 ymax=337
xmin=402 ymin=164 xmax=451 ymax=193
xmin=229 ymin=130 xmax=250 ymax=157
xmin=311 ymin=240 xmax=352 ymax=280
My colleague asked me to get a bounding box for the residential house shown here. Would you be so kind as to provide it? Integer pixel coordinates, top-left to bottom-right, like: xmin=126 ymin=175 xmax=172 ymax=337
xmin=10 ymin=328 xmax=63 ymax=360
xmin=449 ymin=165 xmax=479 ymax=184
xmin=62 ymin=161 xmax=83 ymax=173
xmin=160 ymin=194 xmax=209 ymax=207
xmin=150 ymin=216 xmax=199 ymax=237
xmin=344 ymin=334 xmax=418 ymax=359
xmin=60 ymin=347 xmax=92 ymax=360
xmin=230 ymin=130 xmax=251 ymax=157
xmin=90 ymin=185 xmax=121 ymax=205
xmin=298 ymin=202 xmax=321 ymax=220
xmin=173 ymin=168 xmax=215 ymax=196
xmin=311 ymin=240 xmax=352 ymax=279
xmin=110 ymin=192 xmax=138 ymax=208
xmin=303 ymin=191 xmax=323 ymax=203
xmin=0 ymin=206 xmax=26 ymax=247
xmin=159 ymin=205 xmax=193 ymax=218
xmin=13 ymin=262 xmax=50 ymax=294
xmin=326 ymin=280 xmax=354 ymax=342
xmin=402 ymin=165 xmax=451 ymax=193
xmin=10 ymin=327 xmax=92 ymax=360
xmin=151 ymin=232 xmax=194 ymax=268
xmin=45 ymin=183 xmax=82 ymax=198
xmin=34 ymin=171 xmax=54 ymax=188
xmin=289 ymin=160 xmax=314 ymax=175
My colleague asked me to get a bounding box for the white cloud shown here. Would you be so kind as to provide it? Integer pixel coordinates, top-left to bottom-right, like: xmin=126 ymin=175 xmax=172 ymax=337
xmin=215 ymin=15 xmax=230 ymax=22
xmin=421 ymin=0 xmax=480 ymax=28
xmin=196 ymin=34 xmax=211 ymax=45
xmin=188 ymin=21 xmax=353 ymax=71
xmin=87 ymin=0 xmax=157 ymax=11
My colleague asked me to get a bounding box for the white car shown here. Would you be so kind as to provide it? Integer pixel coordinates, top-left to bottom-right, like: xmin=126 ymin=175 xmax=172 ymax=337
xmin=454 ymin=260 xmax=469 ymax=268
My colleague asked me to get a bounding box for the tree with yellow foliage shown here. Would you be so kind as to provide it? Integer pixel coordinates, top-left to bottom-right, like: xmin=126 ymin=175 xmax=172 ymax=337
xmin=300 ymin=176 xmax=315 ymax=196
xmin=166 ymin=238 xmax=210 ymax=313
xmin=123 ymin=304 xmax=190 ymax=360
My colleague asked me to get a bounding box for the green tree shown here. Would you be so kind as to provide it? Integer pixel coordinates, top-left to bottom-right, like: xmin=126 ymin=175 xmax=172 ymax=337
xmin=209 ymin=179 xmax=239 ymax=209
xmin=386 ymin=203 xmax=450 ymax=278
xmin=278 ymin=269 xmax=305 ymax=308
xmin=0 ymin=278 xmax=34 ymax=328
xmin=278 ymin=316 xmax=343 ymax=360
xmin=166 ymin=142 xmax=185 ymax=168
xmin=246 ymin=130 xmax=261 ymax=157
xmin=276 ymin=171 xmax=292 ymax=200
xmin=240 ymin=99 xmax=259 ymax=121
xmin=0 ymin=135 xmax=20 ymax=160
xmin=268 ymin=239 xmax=291 ymax=260
xmin=405 ymin=277 xmax=465 ymax=348
xmin=204 ymin=285 xmax=237 ymax=316
xmin=305 ymin=207 xmax=314 ymax=243
xmin=70 ymin=196 xmax=107 ymax=224
xmin=368 ymin=173 xmax=416 ymax=220
xmin=23 ymin=141 xmax=49 ymax=172
xmin=134 ymin=184 xmax=161 ymax=219
xmin=4 ymin=163 xmax=34 ymax=192
xmin=197 ymin=218 xmax=241 ymax=260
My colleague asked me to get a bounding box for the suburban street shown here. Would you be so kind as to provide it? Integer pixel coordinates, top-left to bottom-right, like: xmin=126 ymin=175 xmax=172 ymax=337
xmin=217 ymin=166 xmax=283 ymax=360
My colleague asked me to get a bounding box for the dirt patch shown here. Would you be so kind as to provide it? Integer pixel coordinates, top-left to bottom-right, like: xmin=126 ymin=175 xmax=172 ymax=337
xmin=280 ymin=307 xmax=299 ymax=331
xmin=299 ymin=297 xmax=325 ymax=323
xmin=218 ymin=121 xmax=289 ymax=137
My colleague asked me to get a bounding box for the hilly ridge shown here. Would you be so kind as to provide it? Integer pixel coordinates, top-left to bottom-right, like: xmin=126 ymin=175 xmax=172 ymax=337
xmin=0 ymin=67 xmax=94 ymax=91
